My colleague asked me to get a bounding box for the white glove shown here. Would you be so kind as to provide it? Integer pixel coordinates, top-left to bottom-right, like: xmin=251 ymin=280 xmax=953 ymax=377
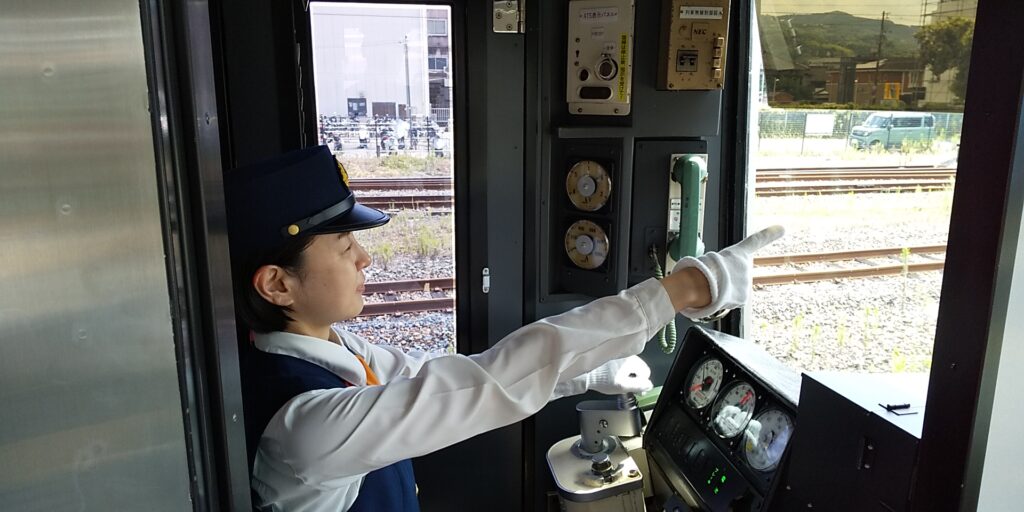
xmin=714 ymin=404 xmax=749 ymax=432
xmin=672 ymin=225 xmax=785 ymax=320
xmin=743 ymin=418 xmax=763 ymax=450
xmin=551 ymin=355 xmax=653 ymax=399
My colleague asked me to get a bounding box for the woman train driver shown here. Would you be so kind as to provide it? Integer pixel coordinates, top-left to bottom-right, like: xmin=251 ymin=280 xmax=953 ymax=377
xmin=224 ymin=146 xmax=783 ymax=511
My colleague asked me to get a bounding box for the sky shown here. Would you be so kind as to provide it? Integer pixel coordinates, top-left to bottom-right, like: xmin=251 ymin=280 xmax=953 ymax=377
xmin=758 ymin=0 xmax=930 ymax=26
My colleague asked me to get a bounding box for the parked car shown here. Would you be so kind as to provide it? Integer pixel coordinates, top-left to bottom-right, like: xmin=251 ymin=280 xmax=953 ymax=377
xmin=848 ymin=112 xmax=935 ymax=150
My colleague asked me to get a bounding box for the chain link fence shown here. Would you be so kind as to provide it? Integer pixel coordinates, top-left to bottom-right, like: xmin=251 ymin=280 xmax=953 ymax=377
xmin=758 ymin=109 xmax=965 ymax=142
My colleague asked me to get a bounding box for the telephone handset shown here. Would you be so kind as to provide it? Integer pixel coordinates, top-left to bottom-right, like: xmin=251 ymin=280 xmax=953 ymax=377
xmin=665 ymin=154 xmax=708 ymax=271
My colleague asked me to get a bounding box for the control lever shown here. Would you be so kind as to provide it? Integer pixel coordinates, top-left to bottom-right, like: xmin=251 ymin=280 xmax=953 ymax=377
xmin=573 ymin=393 xmax=643 ymax=458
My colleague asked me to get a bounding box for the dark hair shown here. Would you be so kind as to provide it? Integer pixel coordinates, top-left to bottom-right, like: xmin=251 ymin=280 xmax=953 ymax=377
xmin=232 ymin=234 xmax=317 ymax=333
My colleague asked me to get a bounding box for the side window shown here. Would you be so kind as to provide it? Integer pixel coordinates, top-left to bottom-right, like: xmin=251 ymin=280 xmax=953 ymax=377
xmin=309 ymin=3 xmax=457 ymax=355
xmin=925 ymin=116 xmax=934 ymax=127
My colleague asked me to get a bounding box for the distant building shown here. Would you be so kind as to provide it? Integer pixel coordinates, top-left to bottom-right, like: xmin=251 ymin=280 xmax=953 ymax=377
xmin=802 ymin=57 xmax=841 ymax=102
xmin=426 ymin=9 xmax=452 ymax=125
xmin=826 ymin=58 xmax=924 ymax=106
xmin=928 ymin=0 xmax=978 ymax=21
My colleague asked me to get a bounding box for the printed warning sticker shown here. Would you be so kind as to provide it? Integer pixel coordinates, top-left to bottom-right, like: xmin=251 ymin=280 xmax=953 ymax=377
xmin=680 ymin=6 xmax=723 ymax=19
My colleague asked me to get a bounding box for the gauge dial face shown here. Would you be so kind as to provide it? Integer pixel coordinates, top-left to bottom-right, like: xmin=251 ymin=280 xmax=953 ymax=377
xmin=566 ymin=160 xmax=612 ymax=212
xmin=710 ymin=381 xmax=757 ymax=439
xmin=744 ymin=409 xmax=794 ymax=471
xmin=564 ymin=220 xmax=609 ymax=270
xmin=684 ymin=357 xmax=724 ymax=409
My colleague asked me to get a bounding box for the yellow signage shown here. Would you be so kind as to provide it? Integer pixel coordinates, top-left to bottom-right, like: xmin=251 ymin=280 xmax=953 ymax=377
xmin=883 ymin=82 xmax=902 ymax=100
xmin=618 ymin=33 xmax=629 ymax=102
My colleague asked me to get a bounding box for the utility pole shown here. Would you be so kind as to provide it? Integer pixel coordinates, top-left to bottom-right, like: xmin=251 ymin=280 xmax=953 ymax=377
xmin=402 ymin=35 xmax=412 ymax=120
xmin=874 ymin=11 xmax=886 ymax=105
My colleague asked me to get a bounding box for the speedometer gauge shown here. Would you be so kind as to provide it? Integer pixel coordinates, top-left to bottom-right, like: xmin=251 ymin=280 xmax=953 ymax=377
xmin=743 ymin=409 xmax=794 ymax=471
xmin=684 ymin=357 xmax=724 ymax=409
xmin=710 ymin=381 xmax=757 ymax=438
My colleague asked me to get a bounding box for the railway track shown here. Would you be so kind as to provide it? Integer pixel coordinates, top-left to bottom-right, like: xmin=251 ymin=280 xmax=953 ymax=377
xmin=756 ymin=166 xmax=955 ymax=196
xmin=349 ymin=177 xmax=452 ymax=191
xmin=359 ymin=277 xmax=455 ymax=317
xmin=753 ymin=245 xmax=946 ymax=286
xmin=349 ymin=166 xmax=956 ymax=210
xmin=359 ymin=194 xmax=453 ymax=210
xmin=358 ymin=244 xmax=947 ymax=315
xmin=756 ymin=165 xmax=955 ymax=180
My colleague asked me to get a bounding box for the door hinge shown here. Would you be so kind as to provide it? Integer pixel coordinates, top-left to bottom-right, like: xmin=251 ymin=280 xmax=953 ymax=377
xmin=482 ymin=267 xmax=491 ymax=294
xmin=493 ymin=1 xmax=525 ymax=33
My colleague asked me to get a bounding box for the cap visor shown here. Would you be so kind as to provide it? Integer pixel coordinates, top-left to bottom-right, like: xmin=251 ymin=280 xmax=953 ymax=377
xmin=313 ymin=203 xmax=390 ymax=234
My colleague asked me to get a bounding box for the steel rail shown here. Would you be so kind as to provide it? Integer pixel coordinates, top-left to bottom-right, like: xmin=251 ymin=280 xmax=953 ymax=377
xmin=349 ymin=177 xmax=452 ymax=191
xmin=347 ymin=168 xmax=958 ymax=209
xmin=756 ymin=181 xmax=954 ymax=196
xmin=753 ymin=245 xmax=947 ymax=285
xmin=755 ymin=245 xmax=947 ymax=266
xmin=359 ymin=195 xmax=453 ymax=209
xmin=357 ymin=181 xmax=954 ymax=208
xmin=347 ymin=168 xmax=955 ymax=191
xmin=363 ymin=277 xmax=455 ymax=294
xmin=362 ymin=197 xmax=454 ymax=209
xmin=359 ymin=298 xmax=454 ymax=317
xmin=756 ymin=165 xmax=953 ymax=173
xmin=754 ymin=261 xmax=945 ymax=286
xmin=756 ymin=172 xmax=955 ymax=182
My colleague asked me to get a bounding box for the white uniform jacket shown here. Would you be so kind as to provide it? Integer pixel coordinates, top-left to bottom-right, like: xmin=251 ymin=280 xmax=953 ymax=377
xmin=250 ymin=278 xmax=676 ymax=511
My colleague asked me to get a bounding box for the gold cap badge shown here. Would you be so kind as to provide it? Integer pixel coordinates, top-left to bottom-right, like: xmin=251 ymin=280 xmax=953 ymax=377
xmin=336 ymin=159 xmax=350 ymax=187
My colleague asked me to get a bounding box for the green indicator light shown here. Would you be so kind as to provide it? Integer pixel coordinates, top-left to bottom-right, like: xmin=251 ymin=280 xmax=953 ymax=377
xmin=721 ymin=475 xmax=727 ymax=483
xmin=706 ymin=479 xmax=711 ymax=485
xmin=714 ymin=487 xmax=720 ymax=494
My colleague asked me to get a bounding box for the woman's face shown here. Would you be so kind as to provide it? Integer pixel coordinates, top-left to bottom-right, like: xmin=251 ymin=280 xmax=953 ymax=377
xmin=285 ymin=232 xmax=372 ymax=329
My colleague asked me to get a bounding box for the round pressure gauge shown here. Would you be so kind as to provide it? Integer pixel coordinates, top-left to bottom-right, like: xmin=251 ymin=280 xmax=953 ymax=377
xmin=710 ymin=381 xmax=757 ymax=439
xmin=566 ymin=160 xmax=612 ymax=212
xmin=684 ymin=357 xmax=724 ymax=410
xmin=564 ymin=220 xmax=609 ymax=270
xmin=743 ymin=409 xmax=795 ymax=472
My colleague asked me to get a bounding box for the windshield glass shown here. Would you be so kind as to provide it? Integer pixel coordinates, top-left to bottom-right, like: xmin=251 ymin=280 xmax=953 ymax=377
xmin=863 ymin=115 xmax=889 ymax=128
xmin=748 ymin=0 xmax=976 ymax=377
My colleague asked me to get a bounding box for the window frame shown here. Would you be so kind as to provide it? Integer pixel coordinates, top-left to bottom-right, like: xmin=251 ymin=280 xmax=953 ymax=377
xmin=428 ymin=55 xmax=448 ymax=71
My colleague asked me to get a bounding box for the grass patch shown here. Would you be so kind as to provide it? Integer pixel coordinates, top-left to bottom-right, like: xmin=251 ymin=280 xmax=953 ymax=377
xmin=353 ymin=210 xmax=454 ymax=263
xmin=341 ymin=155 xmax=453 ymax=178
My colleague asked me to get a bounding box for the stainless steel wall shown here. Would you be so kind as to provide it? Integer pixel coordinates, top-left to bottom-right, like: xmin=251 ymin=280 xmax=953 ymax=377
xmin=0 ymin=1 xmax=192 ymax=510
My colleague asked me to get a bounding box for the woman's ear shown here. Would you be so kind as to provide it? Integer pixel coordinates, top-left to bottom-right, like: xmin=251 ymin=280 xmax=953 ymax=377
xmin=253 ymin=265 xmax=295 ymax=307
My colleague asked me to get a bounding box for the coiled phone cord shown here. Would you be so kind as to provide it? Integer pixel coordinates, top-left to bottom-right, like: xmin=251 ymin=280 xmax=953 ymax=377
xmin=650 ymin=247 xmax=677 ymax=354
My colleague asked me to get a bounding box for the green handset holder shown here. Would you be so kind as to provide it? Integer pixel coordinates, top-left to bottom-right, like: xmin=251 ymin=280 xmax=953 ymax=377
xmin=654 ymin=154 xmax=707 ymax=354
xmin=666 ymin=154 xmax=708 ymax=268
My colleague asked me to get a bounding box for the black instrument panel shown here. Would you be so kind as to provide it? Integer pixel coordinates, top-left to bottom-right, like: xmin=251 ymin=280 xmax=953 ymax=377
xmin=645 ymin=327 xmax=801 ymax=511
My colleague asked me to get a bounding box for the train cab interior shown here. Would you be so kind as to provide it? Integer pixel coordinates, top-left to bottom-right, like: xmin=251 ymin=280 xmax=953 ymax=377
xmin=3 ymin=0 xmax=1024 ymax=510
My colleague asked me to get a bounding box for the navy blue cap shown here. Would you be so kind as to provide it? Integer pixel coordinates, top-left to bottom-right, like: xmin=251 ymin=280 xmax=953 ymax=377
xmin=224 ymin=146 xmax=389 ymax=257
